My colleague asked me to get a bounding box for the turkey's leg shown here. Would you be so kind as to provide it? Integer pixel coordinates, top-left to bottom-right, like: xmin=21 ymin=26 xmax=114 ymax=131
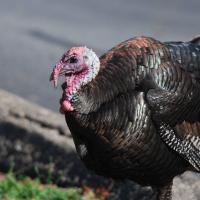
xmin=156 ymin=181 xmax=173 ymax=200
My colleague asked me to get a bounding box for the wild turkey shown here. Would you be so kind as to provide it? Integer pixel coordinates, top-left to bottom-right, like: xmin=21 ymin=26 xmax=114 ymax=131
xmin=50 ymin=36 xmax=200 ymax=200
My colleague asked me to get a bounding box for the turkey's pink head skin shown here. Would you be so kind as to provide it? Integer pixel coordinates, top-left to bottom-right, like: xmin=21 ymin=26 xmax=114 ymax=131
xmin=50 ymin=47 xmax=100 ymax=113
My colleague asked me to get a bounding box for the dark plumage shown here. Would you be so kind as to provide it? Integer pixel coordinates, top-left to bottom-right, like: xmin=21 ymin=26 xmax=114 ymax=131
xmin=50 ymin=36 xmax=200 ymax=200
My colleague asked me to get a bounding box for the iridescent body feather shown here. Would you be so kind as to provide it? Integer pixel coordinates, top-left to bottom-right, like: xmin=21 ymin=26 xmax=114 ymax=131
xmin=50 ymin=36 xmax=200 ymax=200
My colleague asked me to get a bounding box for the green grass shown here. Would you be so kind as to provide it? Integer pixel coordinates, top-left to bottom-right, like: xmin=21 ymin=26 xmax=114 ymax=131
xmin=0 ymin=173 xmax=105 ymax=200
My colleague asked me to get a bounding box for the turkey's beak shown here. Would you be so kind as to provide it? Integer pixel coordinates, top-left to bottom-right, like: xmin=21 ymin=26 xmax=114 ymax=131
xmin=49 ymin=70 xmax=60 ymax=88
xmin=49 ymin=62 xmax=65 ymax=88
xmin=49 ymin=72 xmax=57 ymax=88
xmin=50 ymin=63 xmax=74 ymax=88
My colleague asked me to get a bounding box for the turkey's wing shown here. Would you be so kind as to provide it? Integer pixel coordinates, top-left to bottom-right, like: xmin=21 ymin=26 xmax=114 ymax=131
xmin=146 ymin=61 xmax=200 ymax=171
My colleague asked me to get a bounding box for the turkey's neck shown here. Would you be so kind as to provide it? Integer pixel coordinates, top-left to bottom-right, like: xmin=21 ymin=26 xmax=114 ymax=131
xmin=71 ymin=62 xmax=135 ymax=114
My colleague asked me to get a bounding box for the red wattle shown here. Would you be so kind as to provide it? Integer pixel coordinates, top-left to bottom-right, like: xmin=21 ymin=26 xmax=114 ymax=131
xmin=60 ymin=100 xmax=74 ymax=113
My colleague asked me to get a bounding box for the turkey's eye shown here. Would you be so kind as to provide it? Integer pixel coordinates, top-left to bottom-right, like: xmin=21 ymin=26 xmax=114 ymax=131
xmin=69 ymin=57 xmax=78 ymax=64
xmin=84 ymin=56 xmax=88 ymax=60
xmin=62 ymin=56 xmax=68 ymax=63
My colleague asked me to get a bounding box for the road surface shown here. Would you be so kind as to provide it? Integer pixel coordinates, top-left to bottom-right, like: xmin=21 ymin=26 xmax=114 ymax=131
xmin=0 ymin=0 xmax=199 ymax=111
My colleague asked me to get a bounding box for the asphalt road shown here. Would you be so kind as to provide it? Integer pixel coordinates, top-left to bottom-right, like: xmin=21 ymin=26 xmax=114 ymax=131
xmin=0 ymin=0 xmax=199 ymax=112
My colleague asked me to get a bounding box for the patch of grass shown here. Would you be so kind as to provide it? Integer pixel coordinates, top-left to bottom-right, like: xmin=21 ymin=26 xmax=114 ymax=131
xmin=0 ymin=173 xmax=108 ymax=200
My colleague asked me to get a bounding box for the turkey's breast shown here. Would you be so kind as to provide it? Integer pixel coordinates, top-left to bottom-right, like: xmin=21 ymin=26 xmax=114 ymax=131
xmin=65 ymin=91 xmax=188 ymax=186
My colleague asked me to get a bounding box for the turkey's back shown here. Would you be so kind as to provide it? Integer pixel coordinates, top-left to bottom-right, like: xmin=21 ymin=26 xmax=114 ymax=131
xmin=164 ymin=40 xmax=200 ymax=81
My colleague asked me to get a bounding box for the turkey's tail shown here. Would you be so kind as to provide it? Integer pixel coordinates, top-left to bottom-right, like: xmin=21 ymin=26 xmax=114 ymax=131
xmin=190 ymin=35 xmax=200 ymax=45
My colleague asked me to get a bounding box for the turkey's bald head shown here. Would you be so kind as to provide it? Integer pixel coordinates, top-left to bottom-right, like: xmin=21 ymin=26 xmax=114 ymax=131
xmin=50 ymin=47 xmax=100 ymax=113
